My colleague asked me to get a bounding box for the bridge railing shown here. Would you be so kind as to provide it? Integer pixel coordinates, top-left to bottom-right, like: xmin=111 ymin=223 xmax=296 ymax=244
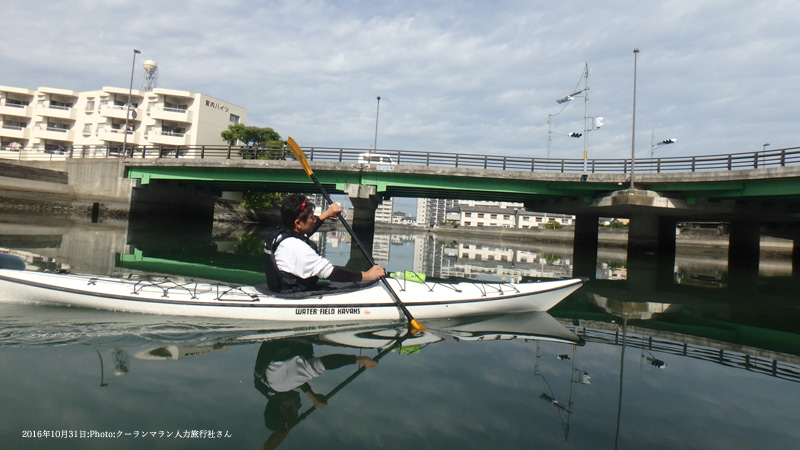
xmin=3 ymin=144 xmax=800 ymax=174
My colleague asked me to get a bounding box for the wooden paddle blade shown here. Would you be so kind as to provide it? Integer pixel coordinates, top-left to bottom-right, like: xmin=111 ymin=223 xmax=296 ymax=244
xmin=287 ymin=137 xmax=313 ymax=177
xmin=409 ymin=319 xmax=427 ymax=333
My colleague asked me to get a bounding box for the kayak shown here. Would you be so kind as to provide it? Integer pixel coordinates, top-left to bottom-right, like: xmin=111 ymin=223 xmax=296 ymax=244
xmin=0 ymin=262 xmax=586 ymax=322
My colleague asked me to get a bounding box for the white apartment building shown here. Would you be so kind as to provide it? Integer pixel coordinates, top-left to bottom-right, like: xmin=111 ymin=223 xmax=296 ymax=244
xmin=375 ymin=198 xmax=394 ymax=223
xmin=0 ymin=85 xmax=246 ymax=156
xmin=455 ymin=204 xmax=574 ymax=228
xmin=416 ymin=198 xmax=456 ymax=227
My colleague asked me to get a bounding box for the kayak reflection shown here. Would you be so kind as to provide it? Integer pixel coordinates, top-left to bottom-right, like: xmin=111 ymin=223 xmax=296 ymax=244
xmin=244 ymin=312 xmax=582 ymax=449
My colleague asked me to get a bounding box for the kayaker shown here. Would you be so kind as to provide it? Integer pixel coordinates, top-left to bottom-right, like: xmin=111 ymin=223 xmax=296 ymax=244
xmin=264 ymin=194 xmax=385 ymax=292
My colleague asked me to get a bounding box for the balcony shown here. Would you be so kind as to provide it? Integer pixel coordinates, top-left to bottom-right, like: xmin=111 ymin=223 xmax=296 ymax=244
xmin=147 ymin=130 xmax=187 ymax=146
xmin=39 ymin=104 xmax=78 ymax=120
xmin=0 ymin=124 xmax=31 ymax=140
xmin=98 ymin=127 xmax=141 ymax=145
xmin=148 ymin=105 xmax=193 ymax=123
xmin=0 ymin=102 xmax=32 ymax=118
xmin=33 ymin=125 xmax=74 ymax=142
xmin=101 ymin=104 xmax=141 ymax=121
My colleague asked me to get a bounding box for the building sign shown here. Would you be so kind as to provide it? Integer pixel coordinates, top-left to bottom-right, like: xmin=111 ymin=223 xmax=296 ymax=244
xmin=205 ymin=100 xmax=229 ymax=113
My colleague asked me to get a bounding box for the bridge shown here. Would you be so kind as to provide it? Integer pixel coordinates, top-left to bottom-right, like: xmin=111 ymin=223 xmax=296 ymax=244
xmin=1 ymin=144 xmax=799 ymax=285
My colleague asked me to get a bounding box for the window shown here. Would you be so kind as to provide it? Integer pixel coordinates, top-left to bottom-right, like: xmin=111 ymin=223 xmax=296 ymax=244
xmin=6 ymin=98 xmax=29 ymax=107
xmin=164 ymin=101 xmax=188 ymax=112
xmin=49 ymin=100 xmax=72 ymax=110
xmin=82 ymin=124 xmax=92 ymax=134
xmin=230 ymin=114 xmax=240 ymax=123
xmin=47 ymin=121 xmax=69 ymax=132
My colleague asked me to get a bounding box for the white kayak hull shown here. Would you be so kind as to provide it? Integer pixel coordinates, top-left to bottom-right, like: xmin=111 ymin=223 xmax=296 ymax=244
xmin=0 ymin=269 xmax=586 ymax=322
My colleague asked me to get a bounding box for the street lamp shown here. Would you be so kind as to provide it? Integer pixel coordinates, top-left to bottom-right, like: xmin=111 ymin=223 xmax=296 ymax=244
xmin=629 ymin=48 xmax=639 ymax=189
xmin=122 ymin=49 xmax=141 ymax=157
xmin=762 ymin=143 xmax=770 ymax=167
xmin=373 ymin=95 xmax=381 ymax=150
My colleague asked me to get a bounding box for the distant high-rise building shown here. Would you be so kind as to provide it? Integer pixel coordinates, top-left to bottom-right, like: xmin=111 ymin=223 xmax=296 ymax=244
xmin=416 ymin=198 xmax=456 ymax=227
xmin=375 ymin=198 xmax=394 ymax=223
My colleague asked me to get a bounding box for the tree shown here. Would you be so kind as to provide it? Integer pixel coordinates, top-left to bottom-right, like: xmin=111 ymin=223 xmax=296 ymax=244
xmin=241 ymin=191 xmax=282 ymax=209
xmin=542 ymin=220 xmax=563 ymax=229
xmin=221 ymin=124 xmax=284 ymax=159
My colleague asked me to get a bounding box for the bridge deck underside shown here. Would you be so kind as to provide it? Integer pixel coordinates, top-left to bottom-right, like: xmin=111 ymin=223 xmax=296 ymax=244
xmin=125 ymin=164 xmax=800 ymax=222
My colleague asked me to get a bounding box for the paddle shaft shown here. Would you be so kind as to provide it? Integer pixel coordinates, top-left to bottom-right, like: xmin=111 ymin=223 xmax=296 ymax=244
xmin=286 ymin=137 xmax=421 ymax=329
xmin=295 ymin=329 xmax=412 ymax=423
xmin=307 ymin=172 xmax=419 ymax=325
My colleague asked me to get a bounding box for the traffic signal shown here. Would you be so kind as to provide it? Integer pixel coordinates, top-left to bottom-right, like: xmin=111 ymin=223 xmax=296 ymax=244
xmin=568 ymin=132 xmax=582 ymax=138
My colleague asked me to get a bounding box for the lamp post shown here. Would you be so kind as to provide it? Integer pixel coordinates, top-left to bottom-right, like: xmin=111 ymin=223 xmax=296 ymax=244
xmin=122 ymin=49 xmax=141 ymax=157
xmin=762 ymin=143 xmax=770 ymax=167
xmin=550 ymin=63 xmax=592 ymax=172
xmin=373 ymin=96 xmax=381 ymax=151
xmin=629 ymin=49 xmax=639 ymax=190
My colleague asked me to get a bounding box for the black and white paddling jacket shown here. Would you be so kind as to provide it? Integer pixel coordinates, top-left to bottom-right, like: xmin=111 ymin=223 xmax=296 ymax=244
xmin=263 ymin=219 xmax=363 ymax=293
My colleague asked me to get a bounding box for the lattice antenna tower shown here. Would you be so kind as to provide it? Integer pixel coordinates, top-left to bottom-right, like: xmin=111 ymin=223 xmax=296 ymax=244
xmin=141 ymin=60 xmax=159 ymax=91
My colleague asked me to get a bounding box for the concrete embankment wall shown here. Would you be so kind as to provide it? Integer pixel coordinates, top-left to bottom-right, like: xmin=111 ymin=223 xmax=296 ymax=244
xmin=0 ymin=159 xmax=133 ymax=216
xmin=376 ymin=222 xmax=794 ymax=257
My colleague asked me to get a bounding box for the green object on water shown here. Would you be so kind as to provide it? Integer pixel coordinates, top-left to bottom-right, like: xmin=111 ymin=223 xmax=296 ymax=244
xmin=390 ymin=271 xmax=426 ymax=283
xmin=397 ymin=344 xmax=421 ymax=354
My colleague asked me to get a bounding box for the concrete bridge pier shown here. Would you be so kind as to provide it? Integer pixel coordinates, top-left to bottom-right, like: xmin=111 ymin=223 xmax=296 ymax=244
xmin=657 ymin=217 xmax=678 ymax=287
xmin=794 ymin=230 xmax=800 ymax=278
xmin=727 ymin=220 xmax=761 ymax=293
xmin=344 ymin=184 xmax=382 ymax=270
xmin=572 ymin=214 xmax=599 ymax=280
xmin=626 ymin=215 xmax=677 ymax=291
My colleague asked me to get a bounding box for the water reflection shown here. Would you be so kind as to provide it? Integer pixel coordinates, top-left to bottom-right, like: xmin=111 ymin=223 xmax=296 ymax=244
xmin=2 ymin=213 xmax=800 ymax=448
xmin=1 ymin=211 xmax=795 ymax=287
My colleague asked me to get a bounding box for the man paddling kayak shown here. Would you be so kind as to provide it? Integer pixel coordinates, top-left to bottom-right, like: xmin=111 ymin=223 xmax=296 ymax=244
xmin=264 ymin=194 xmax=385 ymax=293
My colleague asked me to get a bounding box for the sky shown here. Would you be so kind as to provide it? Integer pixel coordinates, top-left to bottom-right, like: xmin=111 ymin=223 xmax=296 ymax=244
xmin=3 ymin=0 xmax=799 ymax=164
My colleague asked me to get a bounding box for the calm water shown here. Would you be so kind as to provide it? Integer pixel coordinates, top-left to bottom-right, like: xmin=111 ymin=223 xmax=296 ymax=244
xmin=1 ymin=213 xmax=799 ymax=450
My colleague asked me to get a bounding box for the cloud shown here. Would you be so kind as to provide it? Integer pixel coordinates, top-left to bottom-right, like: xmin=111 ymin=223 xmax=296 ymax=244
xmin=2 ymin=0 xmax=799 ymax=159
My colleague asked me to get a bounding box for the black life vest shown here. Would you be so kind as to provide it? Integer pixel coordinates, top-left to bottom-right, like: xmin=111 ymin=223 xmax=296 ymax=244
xmin=263 ymin=226 xmax=321 ymax=293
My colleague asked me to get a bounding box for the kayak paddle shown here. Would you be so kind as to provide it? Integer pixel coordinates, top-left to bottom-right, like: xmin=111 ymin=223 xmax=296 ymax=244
xmin=287 ymin=137 xmax=426 ymax=332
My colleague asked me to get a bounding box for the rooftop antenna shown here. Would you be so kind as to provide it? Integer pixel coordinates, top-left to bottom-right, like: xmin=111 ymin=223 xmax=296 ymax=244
xmin=142 ymin=60 xmax=159 ymax=91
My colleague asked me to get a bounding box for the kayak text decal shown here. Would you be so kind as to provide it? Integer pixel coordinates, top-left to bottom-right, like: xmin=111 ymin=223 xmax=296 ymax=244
xmin=295 ymin=307 xmax=361 ymax=316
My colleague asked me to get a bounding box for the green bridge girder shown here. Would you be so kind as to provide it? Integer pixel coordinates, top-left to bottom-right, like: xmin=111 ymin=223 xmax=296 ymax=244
xmin=126 ymin=164 xmax=619 ymax=202
xmin=125 ymin=162 xmax=800 ymax=217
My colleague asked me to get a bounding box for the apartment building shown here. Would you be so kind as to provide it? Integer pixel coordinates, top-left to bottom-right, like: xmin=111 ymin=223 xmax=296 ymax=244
xmin=416 ymin=198 xmax=456 ymax=227
xmin=375 ymin=198 xmax=394 ymax=223
xmin=453 ymin=204 xmax=574 ymax=228
xmin=0 ymin=85 xmax=246 ymax=156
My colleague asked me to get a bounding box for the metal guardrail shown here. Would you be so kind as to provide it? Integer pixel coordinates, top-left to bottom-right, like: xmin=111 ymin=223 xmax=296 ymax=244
xmin=2 ymin=144 xmax=800 ymax=175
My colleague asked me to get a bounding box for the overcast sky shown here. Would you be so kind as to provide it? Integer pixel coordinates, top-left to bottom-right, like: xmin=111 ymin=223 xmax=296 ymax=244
xmin=3 ymin=0 xmax=799 ymax=162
